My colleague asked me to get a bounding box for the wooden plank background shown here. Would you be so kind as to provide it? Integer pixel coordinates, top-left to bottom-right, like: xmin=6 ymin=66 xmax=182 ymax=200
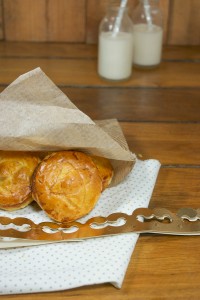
xmin=0 ymin=0 xmax=3 ymax=40
xmin=168 ymin=0 xmax=200 ymax=45
xmin=3 ymin=0 xmax=85 ymax=42
xmin=0 ymin=0 xmax=199 ymax=44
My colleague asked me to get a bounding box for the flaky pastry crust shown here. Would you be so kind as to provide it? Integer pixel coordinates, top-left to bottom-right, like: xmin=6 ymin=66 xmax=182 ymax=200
xmin=0 ymin=151 xmax=40 ymax=210
xmin=32 ymin=151 xmax=102 ymax=223
xmin=90 ymin=156 xmax=113 ymax=190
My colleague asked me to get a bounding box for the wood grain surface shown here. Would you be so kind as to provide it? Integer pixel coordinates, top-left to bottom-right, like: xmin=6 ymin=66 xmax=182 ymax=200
xmin=0 ymin=86 xmax=200 ymax=122
xmin=61 ymin=87 xmax=200 ymax=122
xmin=121 ymin=122 xmax=200 ymax=164
xmin=168 ymin=0 xmax=200 ymax=45
xmin=3 ymin=0 xmax=85 ymax=42
xmin=45 ymin=0 xmax=85 ymax=42
xmin=4 ymin=0 xmax=47 ymax=41
xmin=0 ymin=42 xmax=200 ymax=299
xmin=0 ymin=0 xmax=3 ymax=40
xmin=0 ymin=58 xmax=200 ymax=88
xmin=0 ymin=43 xmax=200 ymax=60
xmin=1 ymin=0 xmax=200 ymax=44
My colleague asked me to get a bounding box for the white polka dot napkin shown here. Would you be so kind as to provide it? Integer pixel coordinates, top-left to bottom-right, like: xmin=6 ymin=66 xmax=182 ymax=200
xmin=0 ymin=159 xmax=160 ymax=295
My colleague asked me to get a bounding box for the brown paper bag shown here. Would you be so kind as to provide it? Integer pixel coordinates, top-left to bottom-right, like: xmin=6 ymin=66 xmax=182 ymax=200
xmin=0 ymin=68 xmax=135 ymax=186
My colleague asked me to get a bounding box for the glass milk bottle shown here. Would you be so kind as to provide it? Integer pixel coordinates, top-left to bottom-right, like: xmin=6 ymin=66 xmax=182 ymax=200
xmin=98 ymin=5 xmax=133 ymax=81
xmin=132 ymin=0 xmax=163 ymax=68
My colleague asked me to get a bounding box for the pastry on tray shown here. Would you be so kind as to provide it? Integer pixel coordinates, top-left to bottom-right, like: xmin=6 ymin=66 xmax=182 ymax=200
xmin=0 ymin=151 xmax=40 ymax=211
xmin=32 ymin=151 xmax=113 ymax=223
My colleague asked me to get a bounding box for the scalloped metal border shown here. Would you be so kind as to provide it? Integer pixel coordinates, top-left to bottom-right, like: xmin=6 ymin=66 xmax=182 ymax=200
xmin=0 ymin=207 xmax=200 ymax=241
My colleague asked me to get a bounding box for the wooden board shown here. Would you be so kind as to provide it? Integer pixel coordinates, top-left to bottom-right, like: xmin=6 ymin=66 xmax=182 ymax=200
xmin=0 ymin=58 xmax=199 ymax=88
xmin=121 ymin=122 xmax=200 ymax=165
xmin=151 ymin=167 xmax=200 ymax=209
xmin=45 ymin=0 xmax=85 ymax=42
xmin=0 ymin=42 xmax=97 ymax=59
xmin=0 ymin=42 xmax=200 ymax=61
xmin=61 ymin=87 xmax=200 ymax=122
xmin=0 ymin=0 xmax=200 ymax=44
xmin=168 ymin=0 xmax=200 ymax=45
xmin=0 ymin=0 xmax=3 ymax=40
xmin=163 ymin=45 xmax=200 ymax=60
xmin=125 ymin=235 xmax=200 ymax=300
xmin=3 ymin=0 xmax=85 ymax=42
xmin=86 ymin=0 xmax=109 ymax=44
xmin=3 ymin=0 xmax=47 ymax=41
xmin=0 ymin=43 xmax=200 ymax=60
xmin=159 ymin=0 xmax=170 ymax=43
xmin=0 ymin=86 xmax=200 ymax=122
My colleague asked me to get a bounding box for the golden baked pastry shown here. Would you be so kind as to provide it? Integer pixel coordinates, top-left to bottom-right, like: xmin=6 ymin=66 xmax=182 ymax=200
xmin=90 ymin=156 xmax=113 ymax=190
xmin=32 ymin=151 xmax=102 ymax=223
xmin=0 ymin=151 xmax=40 ymax=211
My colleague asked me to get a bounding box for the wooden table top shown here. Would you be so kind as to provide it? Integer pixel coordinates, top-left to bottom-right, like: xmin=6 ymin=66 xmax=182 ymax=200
xmin=0 ymin=42 xmax=200 ymax=300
